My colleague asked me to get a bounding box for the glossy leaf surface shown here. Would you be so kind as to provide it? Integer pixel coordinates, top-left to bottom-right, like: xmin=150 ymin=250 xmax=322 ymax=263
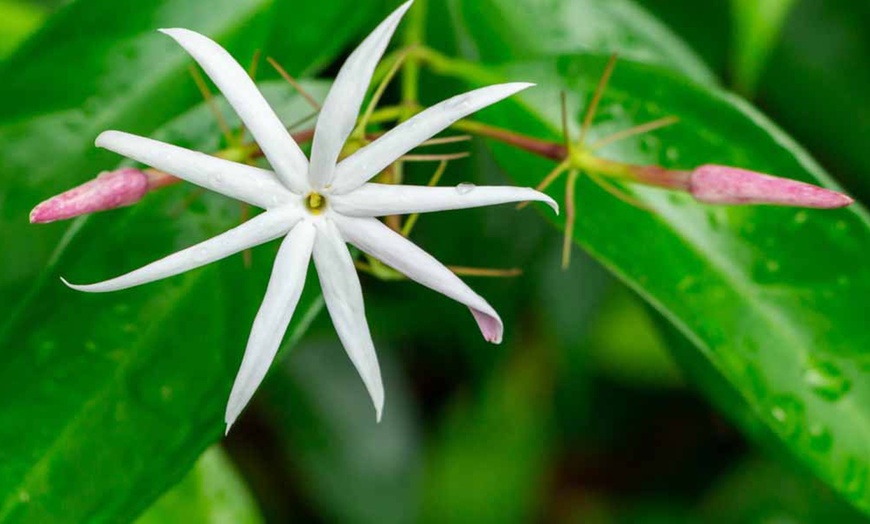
xmin=136 ymin=447 xmax=262 ymax=524
xmin=451 ymin=52 xmax=870 ymax=513
xmin=447 ymin=0 xmax=715 ymax=84
xmin=0 ymin=80 xmax=328 ymax=523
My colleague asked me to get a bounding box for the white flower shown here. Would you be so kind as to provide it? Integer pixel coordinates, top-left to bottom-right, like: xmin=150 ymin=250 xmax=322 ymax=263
xmin=63 ymin=1 xmax=556 ymax=432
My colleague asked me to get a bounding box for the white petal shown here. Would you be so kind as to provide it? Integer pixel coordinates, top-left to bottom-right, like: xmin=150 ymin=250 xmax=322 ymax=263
xmin=62 ymin=207 xmax=300 ymax=292
xmin=334 ymin=215 xmax=503 ymax=343
xmin=332 ymin=82 xmax=535 ymax=193
xmin=308 ymin=1 xmax=412 ymax=189
xmin=160 ymin=28 xmax=309 ymax=193
xmin=312 ymin=218 xmax=384 ymax=420
xmin=225 ymin=221 xmax=316 ymax=432
xmin=96 ymin=131 xmax=294 ymax=209
xmin=331 ymin=183 xmax=558 ymax=216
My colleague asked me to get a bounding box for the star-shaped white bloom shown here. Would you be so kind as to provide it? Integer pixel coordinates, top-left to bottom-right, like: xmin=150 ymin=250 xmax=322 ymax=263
xmin=63 ymin=1 xmax=556 ymax=431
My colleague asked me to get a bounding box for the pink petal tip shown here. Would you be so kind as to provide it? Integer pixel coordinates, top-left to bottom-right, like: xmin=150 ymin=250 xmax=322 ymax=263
xmin=30 ymin=168 xmax=149 ymax=224
xmin=470 ymin=308 xmax=503 ymax=344
xmin=689 ymin=165 xmax=854 ymax=209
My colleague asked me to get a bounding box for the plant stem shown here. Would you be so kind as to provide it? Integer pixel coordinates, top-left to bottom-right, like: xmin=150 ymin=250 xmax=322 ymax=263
xmin=401 ymin=0 xmax=427 ymax=118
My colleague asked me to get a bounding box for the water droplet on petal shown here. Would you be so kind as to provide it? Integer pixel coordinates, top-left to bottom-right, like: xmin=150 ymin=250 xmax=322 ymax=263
xmin=194 ymin=247 xmax=210 ymax=263
xmin=456 ymin=183 xmax=476 ymax=195
xmin=804 ymin=357 xmax=851 ymax=402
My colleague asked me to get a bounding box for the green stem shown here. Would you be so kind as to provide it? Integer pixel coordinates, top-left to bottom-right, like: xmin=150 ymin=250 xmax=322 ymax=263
xmin=413 ymin=46 xmax=502 ymax=85
xmin=401 ymin=0 xmax=427 ymax=118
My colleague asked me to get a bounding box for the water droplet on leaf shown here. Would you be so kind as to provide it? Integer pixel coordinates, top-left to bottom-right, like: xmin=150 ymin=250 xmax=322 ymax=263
xmin=804 ymin=357 xmax=851 ymax=402
xmin=769 ymin=394 xmax=805 ymax=441
xmin=807 ymin=424 xmax=833 ymax=453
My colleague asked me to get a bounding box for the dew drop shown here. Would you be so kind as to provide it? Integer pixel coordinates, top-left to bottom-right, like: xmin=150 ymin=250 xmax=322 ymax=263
xmin=194 ymin=246 xmax=211 ymax=263
xmin=766 ymin=260 xmax=781 ymax=273
xmin=804 ymin=357 xmax=851 ymax=402
xmin=210 ymin=172 xmax=225 ymax=186
xmin=793 ymin=211 xmax=808 ymax=225
xmin=456 ymin=183 xmax=476 ymax=195
xmin=769 ymin=394 xmax=805 ymax=441
xmin=807 ymin=424 xmax=833 ymax=453
xmin=665 ymin=147 xmax=680 ymax=162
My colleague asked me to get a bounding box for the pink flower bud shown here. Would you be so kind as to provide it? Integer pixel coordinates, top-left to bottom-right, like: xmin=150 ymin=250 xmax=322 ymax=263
xmin=30 ymin=168 xmax=150 ymax=224
xmin=689 ymin=164 xmax=853 ymax=208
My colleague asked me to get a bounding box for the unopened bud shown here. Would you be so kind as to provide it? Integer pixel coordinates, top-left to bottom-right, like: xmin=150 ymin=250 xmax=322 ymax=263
xmin=689 ymin=164 xmax=853 ymax=209
xmin=30 ymin=168 xmax=150 ymax=224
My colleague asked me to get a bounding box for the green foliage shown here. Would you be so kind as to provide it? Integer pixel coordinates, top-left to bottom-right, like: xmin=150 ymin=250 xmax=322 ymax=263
xmin=759 ymin=0 xmax=870 ymax=199
xmin=136 ymin=447 xmax=263 ymax=524
xmin=0 ymin=80 xmax=327 ymax=522
xmin=421 ymin=344 xmax=554 ymax=524
xmin=0 ymin=0 xmax=44 ymax=59
xmin=730 ymin=0 xmax=797 ymax=95
xmin=0 ymin=0 xmax=867 ymax=521
xmin=451 ymin=50 xmax=870 ymax=514
xmin=447 ymin=0 xmax=715 ymax=84
xmin=260 ymin=342 xmax=422 ymax=523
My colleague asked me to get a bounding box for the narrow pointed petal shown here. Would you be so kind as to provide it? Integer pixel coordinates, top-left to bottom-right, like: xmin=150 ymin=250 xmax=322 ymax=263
xmin=312 ymin=218 xmax=384 ymax=420
xmin=225 ymin=221 xmax=316 ymax=432
xmin=332 ymin=82 xmax=535 ymax=193
xmin=308 ymin=1 xmax=413 ymax=189
xmin=160 ymin=28 xmax=309 ymax=193
xmin=97 ymin=131 xmax=294 ymax=209
xmin=331 ymin=182 xmax=558 ymax=217
xmin=63 ymin=207 xmax=300 ymax=293
xmin=690 ymin=164 xmax=854 ymax=208
xmin=335 ymin=215 xmax=503 ymax=343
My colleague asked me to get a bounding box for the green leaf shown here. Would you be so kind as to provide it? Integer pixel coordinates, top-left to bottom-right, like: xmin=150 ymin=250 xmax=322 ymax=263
xmin=631 ymin=0 xmax=731 ymax=77
xmin=586 ymin=285 xmax=683 ymax=388
xmin=136 ymin=447 xmax=262 ymax=524
xmin=0 ymin=0 xmax=366 ymax=297
xmin=0 ymin=0 xmax=46 ymax=60
xmin=0 ymin=0 xmax=272 ymax=297
xmin=263 ymin=0 xmax=387 ymax=76
xmin=421 ymin=345 xmax=554 ymax=523
xmin=0 ymin=80 xmax=327 ymax=523
xmin=700 ymin=456 xmax=866 ymax=522
xmin=445 ymin=0 xmax=716 ymax=84
xmin=260 ymin=341 xmax=423 ymax=523
xmin=731 ymin=0 xmax=797 ymax=95
xmin=759 ymin=0 xmax=870 ymax=199
xmin=448 ymin=53 xmax=870 ymax=514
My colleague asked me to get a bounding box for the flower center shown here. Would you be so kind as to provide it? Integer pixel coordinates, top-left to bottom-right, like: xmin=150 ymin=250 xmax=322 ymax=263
xmin=304 ymin=192 xmax=327 ymax=214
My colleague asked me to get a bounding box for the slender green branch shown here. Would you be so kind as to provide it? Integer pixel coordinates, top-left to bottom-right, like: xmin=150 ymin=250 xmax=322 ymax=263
xmin=401 ymin=0 xmax=427 ymax=118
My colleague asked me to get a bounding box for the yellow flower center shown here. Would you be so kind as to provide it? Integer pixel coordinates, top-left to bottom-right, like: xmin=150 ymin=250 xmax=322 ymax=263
xmin=305 ymin=192 xmax=327 ymax=214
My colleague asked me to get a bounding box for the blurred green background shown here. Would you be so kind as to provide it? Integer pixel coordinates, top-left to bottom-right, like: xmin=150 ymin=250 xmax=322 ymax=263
xmin=0 ymin=0 xmax=868 ymax=522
